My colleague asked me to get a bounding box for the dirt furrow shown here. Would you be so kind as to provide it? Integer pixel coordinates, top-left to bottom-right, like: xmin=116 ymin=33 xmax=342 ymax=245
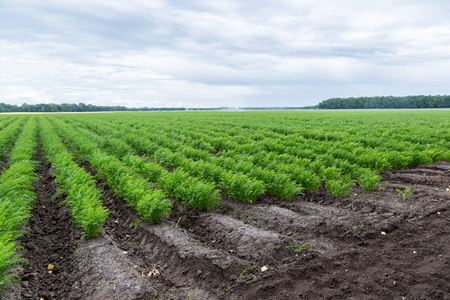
xmin=173 ymin=210 xmax=290 ymax=263
xmin=3 ymin=149 xmax=78 ymax=299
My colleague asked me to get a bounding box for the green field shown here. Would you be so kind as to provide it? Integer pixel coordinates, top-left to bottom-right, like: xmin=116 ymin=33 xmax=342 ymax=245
xmin=0 ymin=110 xmax=449 ymax=292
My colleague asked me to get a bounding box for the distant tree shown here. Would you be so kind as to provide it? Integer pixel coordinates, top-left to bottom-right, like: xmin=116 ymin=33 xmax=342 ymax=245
xmin=318 ymin=95 xmax=450 ymax=109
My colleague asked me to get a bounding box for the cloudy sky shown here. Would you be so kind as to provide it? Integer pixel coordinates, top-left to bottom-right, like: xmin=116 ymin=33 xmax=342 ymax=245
xmin=1 ymin=0 xmax=449 ymax=108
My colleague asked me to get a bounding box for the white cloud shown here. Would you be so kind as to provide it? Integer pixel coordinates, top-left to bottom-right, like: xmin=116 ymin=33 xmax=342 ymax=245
xmin=0 ymin=86 xmax=53 ymax=104
xmin=1 ymin=0 xmax=450 ymax=107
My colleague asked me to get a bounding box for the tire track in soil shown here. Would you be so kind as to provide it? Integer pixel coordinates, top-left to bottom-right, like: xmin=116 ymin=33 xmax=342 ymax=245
xmin=3 ymin=148 xmax=79 ymax=300
xmin=181 ymin=193 xmax=360 ymax=258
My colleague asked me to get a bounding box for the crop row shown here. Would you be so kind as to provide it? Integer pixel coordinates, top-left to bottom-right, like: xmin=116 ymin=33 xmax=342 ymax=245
xmin=0 ymin=117 xmax=27 ymax=164
xmin=0 ymin=117 xmax=17 ymax=136
xmin=39 ymin=117 xmax=109 ymax=238
xmin=0 ymin=118 xmax=37 ymax=292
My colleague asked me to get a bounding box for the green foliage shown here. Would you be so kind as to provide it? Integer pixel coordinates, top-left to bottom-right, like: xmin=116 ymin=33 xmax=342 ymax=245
xmin=39 ymin=117 xmax=109 ymax=238
xmin=291 ymin=167 xmax=321 ymax=191
xmin=250 ymin=167 xmax=303 ymax=201
xmin=221 ymin=172 xmax=266 ymax=203
xmin=181 ymin=146 xmax=210 ymax=161
xmin=286 ymin=242 xmax=314 ymax=255
xmin=0 ymin=238 xmax=26 ymax=293
xmin=48 ymin=117 xmax=172 ymax=224
xmin=355 ymin=169 xmax=383 ymax=191
xmin=175 ymin=216 xmax=182 ymax=229
xmin=387 ymin=151 xmax=411 ymax=169
xmin=318 ymin=95 xmax=450 ymax=109
xmin=154 ymin=149 xmax=184 ymax=169
xmin=137 ymin=193 xmax=171 ymax=224
xmin=49 ymin=109 xmax=449 ymax=204
xmin=239 ymin=263 xmax=259 ymax=281
xmin=325 ymin=179 xmax=354 ymax=197
xmin=189 ymin=160 xmax=224 ymax=183
xmin=0 ymin=117 xmax=37 ymax=293
xmin=410 ymin=151 xmax=432 ymax=166
xmin=0 ymin=117 xmax=27 ymax=163
xmin=89 ymin=151 xmax=171 ymax=223
xmin=160 ymin=169 xmax=220 ymax=211
xmin=321 ymin=166 xmax=342 ymax=180
xmin=123 ymin=155 xmax=165 ymax=182
xmin=396 ymin=188 xmax=414 ymax=201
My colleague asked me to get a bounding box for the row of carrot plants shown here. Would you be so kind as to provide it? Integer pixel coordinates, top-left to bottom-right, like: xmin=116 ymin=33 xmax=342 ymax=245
xmin=0 ymin=117 xmax=16 ymax=135
xmin=0 ymin=117 xmax=27 ymax=164
xmin=0 ymin=118 xmax=37 ymax=293
xmin=38 ymin=118 xmax=109 ymax=238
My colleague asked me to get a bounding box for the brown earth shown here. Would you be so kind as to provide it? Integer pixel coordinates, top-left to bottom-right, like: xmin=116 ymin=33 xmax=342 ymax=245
xmin=3 ymin=160 xmax=449 ymax=300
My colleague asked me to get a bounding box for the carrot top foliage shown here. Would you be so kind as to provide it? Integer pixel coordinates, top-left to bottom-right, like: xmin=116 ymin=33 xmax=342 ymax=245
xmin=0 ymin=117 xmax=37 ymax=293
xmin=53 ymin=110 xmax=449 ymax=199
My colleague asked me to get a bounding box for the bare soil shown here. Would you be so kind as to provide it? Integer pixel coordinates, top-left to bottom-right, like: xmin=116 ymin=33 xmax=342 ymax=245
xmin=3 ymin=160 xmax=449 ymax=300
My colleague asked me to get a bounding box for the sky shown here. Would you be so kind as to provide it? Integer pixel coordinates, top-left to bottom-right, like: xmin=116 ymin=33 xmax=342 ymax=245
xmin=1 ymin=0 xmax=449 ymax=108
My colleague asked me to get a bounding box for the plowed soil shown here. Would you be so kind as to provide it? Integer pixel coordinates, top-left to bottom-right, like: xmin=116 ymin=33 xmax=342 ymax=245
xmin=3 ymin=159 xmax=449 ymax=300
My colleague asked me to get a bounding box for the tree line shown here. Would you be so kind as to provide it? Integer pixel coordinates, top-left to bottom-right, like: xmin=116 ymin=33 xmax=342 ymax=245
xmin=0 ymin=103 xmax=188 ymax=113
xmin=318 ymin=95 xmax=450 ymax=109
